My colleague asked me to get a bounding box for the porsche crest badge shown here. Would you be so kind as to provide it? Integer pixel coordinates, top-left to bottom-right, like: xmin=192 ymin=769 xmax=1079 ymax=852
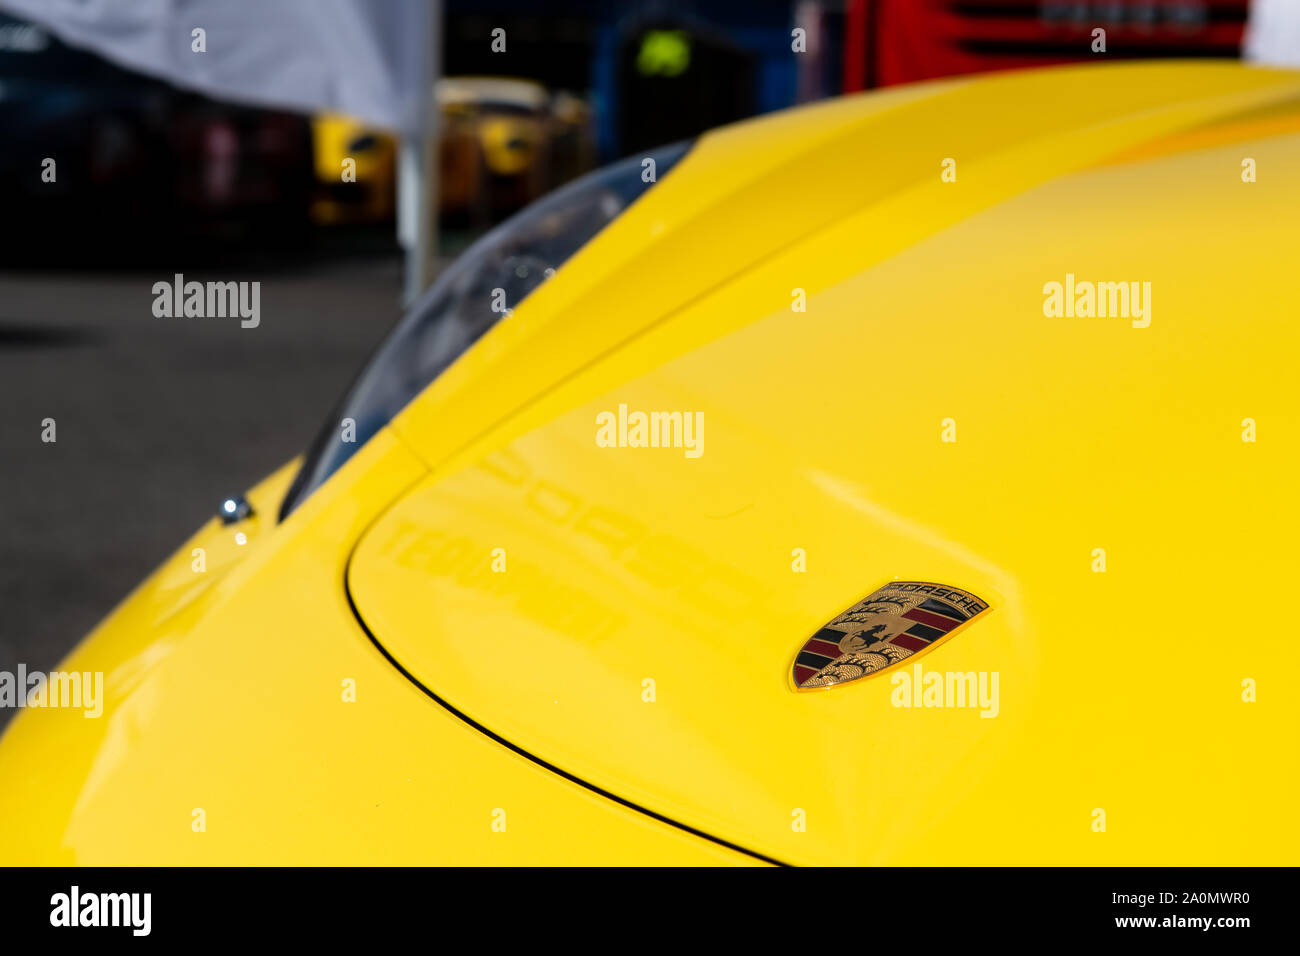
xmin=793 ymin=581 xmax=989 ymax=689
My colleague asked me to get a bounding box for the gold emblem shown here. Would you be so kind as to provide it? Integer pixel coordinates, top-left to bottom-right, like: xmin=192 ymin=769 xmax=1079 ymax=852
xmin=793 ymin=581 xmax=989 ymax=689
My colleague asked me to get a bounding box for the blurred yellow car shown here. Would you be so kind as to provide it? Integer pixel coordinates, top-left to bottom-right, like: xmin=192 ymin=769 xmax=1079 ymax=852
xmin=310 ymin=112 xmax=397 ymax=225
xmin=2 ymin=62 xmax=1298 ymax=865
xmin=311 ymin=77 xmax=595 ymax=226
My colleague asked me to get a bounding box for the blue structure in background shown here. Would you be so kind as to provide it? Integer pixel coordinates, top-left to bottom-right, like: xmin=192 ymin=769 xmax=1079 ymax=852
xmin=445 ymin=0 xmax=802 ymax=162
xmin=590 ymin=4 xmax=800 ymax=159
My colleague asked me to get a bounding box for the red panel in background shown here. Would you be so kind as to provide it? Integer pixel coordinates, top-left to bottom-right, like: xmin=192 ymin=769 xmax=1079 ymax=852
xmin=844 ymin=0 xmax=870 ymax=91
xmin=859 ymin=0 xmax=1251 ymax=89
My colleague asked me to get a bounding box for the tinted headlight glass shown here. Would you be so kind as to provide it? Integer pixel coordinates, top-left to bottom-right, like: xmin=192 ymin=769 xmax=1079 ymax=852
xmin=280 ymin=141 xmax=691 ymax=519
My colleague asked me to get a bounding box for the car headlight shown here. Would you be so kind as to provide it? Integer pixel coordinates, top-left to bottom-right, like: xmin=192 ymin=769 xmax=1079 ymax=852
xmin=279 ymin=140 xmax=692 ymax=519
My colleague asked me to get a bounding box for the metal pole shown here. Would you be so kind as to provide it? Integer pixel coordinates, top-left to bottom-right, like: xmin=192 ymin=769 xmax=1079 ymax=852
xmin=400 ymin=0 xmax=441 ymax=307
xmin=399 ymin=134 xmax=435 ymax=306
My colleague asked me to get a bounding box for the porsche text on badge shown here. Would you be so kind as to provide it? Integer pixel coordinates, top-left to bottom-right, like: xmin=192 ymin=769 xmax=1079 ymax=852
xmin=793 ymin=582 xmax=989 ymax=689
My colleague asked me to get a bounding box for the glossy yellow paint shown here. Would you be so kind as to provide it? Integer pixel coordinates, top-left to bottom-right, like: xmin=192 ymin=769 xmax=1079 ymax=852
xmin=2 ymin=62 xmax=1298 ymax=865
xmin=0 ymin=435 xmax=753 ymax=864
xmin=354 ymin=63 xmax=1300 ymax=865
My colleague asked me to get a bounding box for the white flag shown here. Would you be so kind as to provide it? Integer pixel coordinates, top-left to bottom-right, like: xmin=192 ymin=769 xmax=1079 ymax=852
xmin=1245 ymin=0 xmax=1300 ymax=67
xmin=0 ymin=0 xmax=434 ymax=132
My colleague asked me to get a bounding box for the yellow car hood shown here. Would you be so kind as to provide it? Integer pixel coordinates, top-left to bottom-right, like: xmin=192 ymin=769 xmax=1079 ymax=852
xmin=350 ymin=63 xmax=1300 ymax=865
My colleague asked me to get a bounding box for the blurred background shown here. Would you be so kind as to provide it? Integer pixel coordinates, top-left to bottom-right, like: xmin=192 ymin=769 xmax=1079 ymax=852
xmin=0 ymin=0 xmax=1288 ymax=709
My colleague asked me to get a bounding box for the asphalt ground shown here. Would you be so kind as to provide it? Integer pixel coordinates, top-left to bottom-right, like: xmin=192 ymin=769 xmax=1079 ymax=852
xmin=0 ymin=231 xmax=422 ymax=728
